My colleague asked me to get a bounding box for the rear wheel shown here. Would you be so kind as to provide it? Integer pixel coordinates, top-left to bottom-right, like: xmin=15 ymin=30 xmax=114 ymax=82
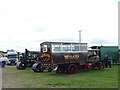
xmin=99 ymin=63 xmax=104 ymax=70
xmin=67 ymin=64 xmax=77 ymax=74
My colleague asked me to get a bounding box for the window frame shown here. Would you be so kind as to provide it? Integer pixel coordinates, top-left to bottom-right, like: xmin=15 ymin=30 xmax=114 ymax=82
xmin=43 ymin=45 xmax=48 ymax=52
xmin=51 ymin=43 xmax=87 ymax=53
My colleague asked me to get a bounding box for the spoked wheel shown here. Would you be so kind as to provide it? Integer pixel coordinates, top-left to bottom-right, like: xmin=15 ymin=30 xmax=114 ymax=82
xmin=16 ymin=62 xmax=27 ymax=70
xmin=67 ymin=64 xmax=77 ymax=74
xmin=99 ymin=63 xmax=104 ymax=70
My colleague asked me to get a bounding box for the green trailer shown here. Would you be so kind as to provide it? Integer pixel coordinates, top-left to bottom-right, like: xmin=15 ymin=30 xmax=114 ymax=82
xmin=100 ymin=46 xmax=119 ymax=63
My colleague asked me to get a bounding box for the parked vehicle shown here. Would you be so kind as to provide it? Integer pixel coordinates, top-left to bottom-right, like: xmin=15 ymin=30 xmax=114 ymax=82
xmin=90 ymin=46 xmax=119 ymax=64
xmin=16 ymin=49 xmax=40 ymax=70
xmin=7 ymin=50 xmax=18 ymax=65
xmin=32 ymin=42 xmax=104 ymax=74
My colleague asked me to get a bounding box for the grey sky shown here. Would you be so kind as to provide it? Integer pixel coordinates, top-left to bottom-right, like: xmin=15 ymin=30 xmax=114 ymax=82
xmin=0 ymin=0 xmax=118 ymax=52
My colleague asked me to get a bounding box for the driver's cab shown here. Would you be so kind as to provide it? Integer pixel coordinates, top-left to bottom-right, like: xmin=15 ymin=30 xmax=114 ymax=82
xmin=40 ymin=42 xmax=52 ymax=67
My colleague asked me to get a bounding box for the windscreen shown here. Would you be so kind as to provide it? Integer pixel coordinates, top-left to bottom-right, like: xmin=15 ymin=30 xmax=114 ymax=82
xmin=8 ymin=55 xmax=17 ymax=59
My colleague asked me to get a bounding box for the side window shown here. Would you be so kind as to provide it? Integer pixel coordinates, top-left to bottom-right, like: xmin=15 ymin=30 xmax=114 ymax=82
xmin=80 ymin=46 xmax=87 ymax=51
xmin=43 ymin=45 xmax=47 ymax=52
xmin=52 ymin=44 xmax=61 ymax=52
xmin=71 ymin=43 xmax=87 ymax=51
xmin=67 ymin=45 xmax=71 ymax=51
xmin=62 ymin=45 xmax=68 ymax=52
xmin=71 ymin=44 xmax=79 ymax=51
xmin=80 ymin=43 xmax=87 ymax=51
xmin=52 ymin=43 xmax=87 ymax=52
xmin=62 ymin=43 xmax=71 ymax=52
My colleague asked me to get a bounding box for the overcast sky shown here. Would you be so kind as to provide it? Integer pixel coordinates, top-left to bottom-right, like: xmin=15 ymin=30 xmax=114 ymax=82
xmin=0 ymin=0 xmax=119 ymax=52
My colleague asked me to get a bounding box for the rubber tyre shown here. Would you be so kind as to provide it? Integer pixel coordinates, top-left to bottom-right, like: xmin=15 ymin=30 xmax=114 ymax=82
xmin=67 ymin=64 xmax=77 ymax=74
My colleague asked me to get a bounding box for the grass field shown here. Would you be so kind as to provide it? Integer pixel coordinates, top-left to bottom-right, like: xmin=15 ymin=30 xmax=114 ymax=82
xmin=2 ymin=65 xmax=119 ymax=88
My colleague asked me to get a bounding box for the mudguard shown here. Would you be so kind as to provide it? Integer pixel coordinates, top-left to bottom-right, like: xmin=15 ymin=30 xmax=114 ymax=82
xmin=32 ymin=62 xmax=45 ymax=72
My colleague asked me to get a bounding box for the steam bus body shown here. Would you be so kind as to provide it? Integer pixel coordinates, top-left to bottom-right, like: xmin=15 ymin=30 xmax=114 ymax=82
xmin=32 ymin=42 xmax=104 ymax=74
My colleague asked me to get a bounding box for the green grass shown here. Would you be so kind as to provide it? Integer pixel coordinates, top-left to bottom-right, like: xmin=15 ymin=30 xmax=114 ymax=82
xmin=2 ymin=65 xmax=119 ymax=88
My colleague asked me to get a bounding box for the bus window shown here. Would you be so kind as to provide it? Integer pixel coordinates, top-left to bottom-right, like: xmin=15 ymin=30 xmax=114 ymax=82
xmin=52 ymin=43 xmax=61 ymax=52
xmin=72 ymin=43 xmax=87 ymax=52
xmin=67 ymin=45 xmax=71 ymax=52
xmin=51 ymin=43 xmax=87 ymax=52
xmin=80 ymin=46 xmax=87 ymax=51
xmin=43 ymin=45 xmax=47 ymax=52
xmin=71 ymin=44 xmax=79 ymax=51
xmin=62 ymin=43 xmax=71 ymax=52
xmin=62 ymin=45 xmax=67 ymax=52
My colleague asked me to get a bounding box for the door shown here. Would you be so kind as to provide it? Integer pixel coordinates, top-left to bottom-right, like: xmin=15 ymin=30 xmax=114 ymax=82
xmin=40 ymin=43 xmax=52 ymax=67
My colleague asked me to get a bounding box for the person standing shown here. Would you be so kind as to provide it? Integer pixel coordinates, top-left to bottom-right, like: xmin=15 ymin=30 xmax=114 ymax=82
xmin=104 ymin=55 xmax=108 ymax=68
xmin=1 ymin=61 xmax=6 ymax=68
xmin=0 ymin=55 xmax=2 ymax=67
xmin=108 ymin=55 xmax=112 ymax=68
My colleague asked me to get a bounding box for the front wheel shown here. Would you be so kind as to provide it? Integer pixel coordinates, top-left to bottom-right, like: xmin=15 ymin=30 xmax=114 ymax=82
xmin=32 ymin=63 xmax=44 ymax=72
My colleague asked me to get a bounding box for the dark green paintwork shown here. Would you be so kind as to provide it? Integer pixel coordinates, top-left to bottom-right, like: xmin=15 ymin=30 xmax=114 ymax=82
xmin=100 ymin=46 xmax=119 ymax=60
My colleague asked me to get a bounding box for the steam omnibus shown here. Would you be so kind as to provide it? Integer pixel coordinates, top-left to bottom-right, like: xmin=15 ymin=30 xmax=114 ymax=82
xmin=32 ymin=42 xmax=104 ymax=74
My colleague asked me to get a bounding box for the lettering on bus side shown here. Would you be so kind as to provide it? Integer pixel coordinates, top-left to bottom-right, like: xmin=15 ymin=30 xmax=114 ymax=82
xmin=41 ymin=53 xmax=50 ymax=62
xmin=64 ymin=55 xmax=79 ymax=60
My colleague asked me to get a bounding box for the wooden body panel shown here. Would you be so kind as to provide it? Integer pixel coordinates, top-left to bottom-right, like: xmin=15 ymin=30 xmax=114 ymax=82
xmin=40 ymin=42 xmax=88 ymax=67
xmin=52 ymin=52 xmax=88 ymax=65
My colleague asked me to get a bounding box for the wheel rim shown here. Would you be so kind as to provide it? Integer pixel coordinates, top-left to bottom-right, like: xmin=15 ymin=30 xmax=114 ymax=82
xmin=100 ymin=64 xmax=104 ymax=70
xmin=70 ymin=66 xmax=77 ymax=74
